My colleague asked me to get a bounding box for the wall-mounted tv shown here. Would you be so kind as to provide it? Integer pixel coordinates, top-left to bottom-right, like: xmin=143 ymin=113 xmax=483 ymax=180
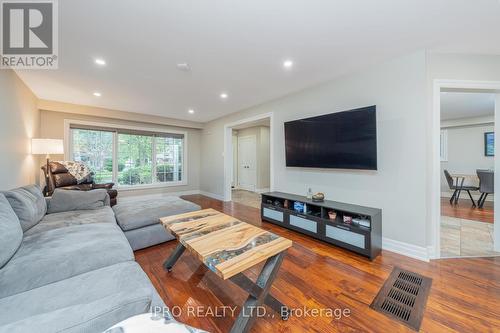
xmin=284 ymin=106 xmax=377 ymax=170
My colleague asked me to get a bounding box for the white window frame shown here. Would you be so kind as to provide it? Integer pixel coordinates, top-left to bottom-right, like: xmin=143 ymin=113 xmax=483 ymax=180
xmin=440 ymin=129 xmax=448 ymax=162
xmin=64 ymin=119 xmax=188 ymax=190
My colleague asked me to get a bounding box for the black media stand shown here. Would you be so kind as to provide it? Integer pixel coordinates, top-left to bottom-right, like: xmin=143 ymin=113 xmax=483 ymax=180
xmin=261 ymin=192 xmax=382 ymax=260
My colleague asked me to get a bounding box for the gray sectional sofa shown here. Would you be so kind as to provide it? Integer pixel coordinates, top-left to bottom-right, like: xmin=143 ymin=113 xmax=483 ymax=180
xmin=0 ymin=185 xmax=199 ymax=333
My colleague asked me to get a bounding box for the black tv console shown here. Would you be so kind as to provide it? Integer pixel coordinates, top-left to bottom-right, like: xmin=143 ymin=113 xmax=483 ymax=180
xmin=261 ymin=192 xmax=382 ymax=260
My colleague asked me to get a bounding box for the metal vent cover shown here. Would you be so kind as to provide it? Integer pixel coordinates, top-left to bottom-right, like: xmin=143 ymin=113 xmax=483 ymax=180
xmin=370 ymin=267 xmax=432 ymax=331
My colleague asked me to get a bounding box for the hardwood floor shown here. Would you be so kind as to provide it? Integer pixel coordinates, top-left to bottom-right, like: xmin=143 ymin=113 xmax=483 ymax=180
xmin=135 ymin=195 xmax=500 ymax=332
xmin=441 ymin=197 xmax=494 ymax=223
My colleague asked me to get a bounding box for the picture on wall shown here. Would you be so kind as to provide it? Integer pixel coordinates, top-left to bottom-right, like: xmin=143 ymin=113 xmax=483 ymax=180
xmin=484 ymin=132 xmax=494 ymax=156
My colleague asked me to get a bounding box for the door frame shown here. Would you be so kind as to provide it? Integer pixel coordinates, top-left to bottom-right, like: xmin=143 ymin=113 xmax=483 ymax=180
xmin=223 ymin=112 xmax=274 ymax=202
xmin=431 ymin=79 xmax=500 ymax=259
xmin=237 ymin=134 xmax=257 ymax=191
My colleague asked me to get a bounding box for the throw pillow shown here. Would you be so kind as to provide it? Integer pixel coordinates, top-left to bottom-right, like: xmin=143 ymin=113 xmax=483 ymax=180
xmin=0 ymin=193 xmax=23 ymax=268
xmin=48 ymin=189 xmax=109 ymax=214
xmin=3 ymin=184 xmax=47 ymax=231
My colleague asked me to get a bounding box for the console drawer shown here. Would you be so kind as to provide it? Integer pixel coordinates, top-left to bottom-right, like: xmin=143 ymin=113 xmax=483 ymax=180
xmin=325 ymin=225 xmax=366 ymax=249
xmin=263 ymin=207 xmax=284 ymax=222
xmin=289 ymin=214 xmax=317 ymax=233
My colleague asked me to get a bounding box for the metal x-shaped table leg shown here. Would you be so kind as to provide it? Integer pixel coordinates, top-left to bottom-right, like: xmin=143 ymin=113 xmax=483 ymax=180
xmin=228 ymin=252 xmax=289 ymax=333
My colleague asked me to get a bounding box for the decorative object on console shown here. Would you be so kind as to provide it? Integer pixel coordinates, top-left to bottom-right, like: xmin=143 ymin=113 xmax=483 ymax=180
xmin=328 ymin=210 xmax=337 ymax=220
xmin=31 ymin=138 xmax=64 ymax=196
xmin=307 ymin=188 xmax=313 ymax=199
xmin=312 ymin=192 xmax=325 ymax=202
xmin=353 ymin=217 xmax=371 ymax=228
xmin=343 ymin=215 xmax=353 ymax=224
xmin=41 ymin=161 xmax=118 ymax=206
xmin=294 ymin=201 xmax=305 ymax=213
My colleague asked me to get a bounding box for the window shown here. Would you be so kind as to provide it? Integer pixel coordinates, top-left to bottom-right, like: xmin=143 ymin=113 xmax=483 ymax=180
xmin=69 ymin=123 xmax=186 ymax=187
xmin=71 ymin=129 xmax=113 ymax=183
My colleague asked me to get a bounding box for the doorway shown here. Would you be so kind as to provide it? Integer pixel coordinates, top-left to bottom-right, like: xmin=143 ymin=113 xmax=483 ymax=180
xmin=223 ymin=113 xmax=273 ymax=205
xmin=432 ymin=80 xmax=500 ymax=258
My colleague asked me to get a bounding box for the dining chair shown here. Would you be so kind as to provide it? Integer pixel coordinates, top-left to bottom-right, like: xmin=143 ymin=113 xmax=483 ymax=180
xmin=444 ymin=170 xmax=478 ymax=206
xmin=477 ymin=169 xmax=494 ymax=208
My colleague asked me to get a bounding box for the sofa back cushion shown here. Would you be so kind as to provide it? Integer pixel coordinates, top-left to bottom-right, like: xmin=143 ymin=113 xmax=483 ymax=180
xmin=3 ymin=185 xmax=46 ymax=232
xmin=0 ymin=193 xmax=23 ymax=268
xmin=47 ymin=189 xmax=110 ymax=214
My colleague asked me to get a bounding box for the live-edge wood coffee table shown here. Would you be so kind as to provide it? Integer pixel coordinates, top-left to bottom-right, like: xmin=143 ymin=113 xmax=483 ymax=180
xmin=160 ymin=208 xmax=293 ymax=333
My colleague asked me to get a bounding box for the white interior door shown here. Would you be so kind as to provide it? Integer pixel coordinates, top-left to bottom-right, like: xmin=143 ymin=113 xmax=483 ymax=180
xmin=238 ymin=135 xmax=257 ymax=191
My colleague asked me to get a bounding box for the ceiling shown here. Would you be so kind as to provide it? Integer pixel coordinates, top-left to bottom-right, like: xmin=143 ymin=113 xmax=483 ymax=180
xmin=15 ymin=0 xmax=500 ymax=123
xmin=441 ymin=92 xmax=496 ymax=120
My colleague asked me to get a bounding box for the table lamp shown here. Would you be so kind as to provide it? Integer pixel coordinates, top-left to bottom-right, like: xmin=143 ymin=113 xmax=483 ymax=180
xmin=31 ymin=138 xmax=64 ymax=196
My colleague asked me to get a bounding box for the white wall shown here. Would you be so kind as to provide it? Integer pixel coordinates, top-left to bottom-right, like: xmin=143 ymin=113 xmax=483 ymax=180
xmin=0 ymin=70 xmax=40 ymax=190
xmin=235 ymin=126 xmax=270 ymax=190
xmin=440 ymin=122 xmax=494 ymax=196
xmin=202 ymin=51 xmax=428 ymax=248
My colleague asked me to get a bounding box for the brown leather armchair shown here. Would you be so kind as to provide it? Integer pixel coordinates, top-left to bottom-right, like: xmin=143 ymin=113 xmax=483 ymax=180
xmin=41 ymin=162 xmax=118 ymax=206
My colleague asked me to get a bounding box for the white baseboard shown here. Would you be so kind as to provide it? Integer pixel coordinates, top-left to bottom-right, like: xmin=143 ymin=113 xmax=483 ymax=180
xmin=255 ymin=188 xmax=270 ymax=194
xmin=199 ymin=191 xmax=225 ymax=201
xmin=382 ymin=237 xmax=429 ymax=262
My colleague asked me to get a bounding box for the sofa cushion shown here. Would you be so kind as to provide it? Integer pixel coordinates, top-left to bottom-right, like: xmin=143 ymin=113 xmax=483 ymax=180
xmin=0 ymin=194 xmax=23 ymax=268
xmin=0 ymin=223 xmax=134 ymax=298
xmin=113 ymin=196 xmax=201 ymax=231
xmin=2 ymin=185 xmax=46 ymax=231
xmin=0 ymin=262 xmax=157 ymax=333
xmin=24 ymin=206 xmax=116 ymax=236
xmin=47 ymin=188 xmax=109 ymax=214
xmin=124 ymin=223 xmax=175 ymax=251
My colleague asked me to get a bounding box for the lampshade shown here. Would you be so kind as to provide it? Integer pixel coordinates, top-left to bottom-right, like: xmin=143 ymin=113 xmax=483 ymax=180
xmin=31 ymin=139 xmax=64 ymax=155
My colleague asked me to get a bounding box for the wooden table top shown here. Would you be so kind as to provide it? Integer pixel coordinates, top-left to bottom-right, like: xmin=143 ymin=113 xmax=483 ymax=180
xmin=160 ymin=208 xmax=293 ymax=280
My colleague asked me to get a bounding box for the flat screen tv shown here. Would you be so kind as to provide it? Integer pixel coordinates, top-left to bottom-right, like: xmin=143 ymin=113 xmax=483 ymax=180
xmin=284 ymin=106 xmax=377 ymax=170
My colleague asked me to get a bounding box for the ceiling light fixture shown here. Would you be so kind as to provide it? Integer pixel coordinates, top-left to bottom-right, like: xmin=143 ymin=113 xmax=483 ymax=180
xmin=220 ymin=92 xmax=228 ymax=99
xmin=94 ymin=58 xmax=106 ymax=66
xmin=283 ymin=59 xmax=294 ymax=69
xmin=177 ymin=63 xmax=191 ymax=72
xmin=188 ymin=109 xmax=195 ymax=114
xmin=93 ymin=92 xmax=102 ymax=97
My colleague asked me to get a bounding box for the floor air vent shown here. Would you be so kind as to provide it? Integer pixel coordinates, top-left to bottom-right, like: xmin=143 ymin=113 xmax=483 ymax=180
xmin=370 ymin=267 xmax=432 ymax=331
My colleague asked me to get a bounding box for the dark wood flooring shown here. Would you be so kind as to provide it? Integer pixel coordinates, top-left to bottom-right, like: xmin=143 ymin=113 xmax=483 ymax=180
xmin=135 ymin=195 xmax=500 ymax=332
xmin=441 ymin=197 xmax=494 ymax=223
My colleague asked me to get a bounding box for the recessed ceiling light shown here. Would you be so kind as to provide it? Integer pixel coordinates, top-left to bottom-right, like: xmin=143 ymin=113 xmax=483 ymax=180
xmin=93 ymin=92 xmax=102 ymax=97
xmin=283 ymin=59 xmax=293 ymax=69
xmin=177 ymin=63 xmax=191 ymax=72
xmin=188 ymin=109 xmax=195 ymax=114
xmin=94 ymin=58 xmax=106 ymax=66
xmin=220 ymin=93 xmax=228 ymax=99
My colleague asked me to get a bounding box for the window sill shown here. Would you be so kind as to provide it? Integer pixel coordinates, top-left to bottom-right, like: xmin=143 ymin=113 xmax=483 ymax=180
xmin=117 ymin=181 xmax=188 ymax=191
